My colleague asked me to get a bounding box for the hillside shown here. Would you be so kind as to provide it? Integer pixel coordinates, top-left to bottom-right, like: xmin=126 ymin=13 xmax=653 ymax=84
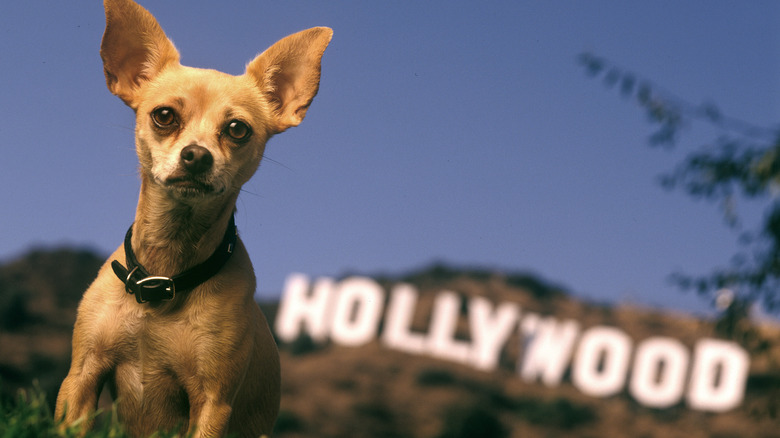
xmin=1 ymin=248 xmax=778 ymax=437
xmin=0 ymin=247 xmax=103 ymax=406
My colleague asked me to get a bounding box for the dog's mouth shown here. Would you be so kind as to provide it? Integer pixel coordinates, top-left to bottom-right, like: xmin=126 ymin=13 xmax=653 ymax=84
xmin=163 ymin=176 xmax=218 ymax=197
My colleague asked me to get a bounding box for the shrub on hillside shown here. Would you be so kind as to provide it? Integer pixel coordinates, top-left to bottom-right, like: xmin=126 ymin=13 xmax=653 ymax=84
xmin=437 ymin=402 xmax=508 ymax=438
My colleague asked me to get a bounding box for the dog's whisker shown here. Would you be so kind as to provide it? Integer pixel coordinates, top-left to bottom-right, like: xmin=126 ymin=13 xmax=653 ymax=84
xmin=260 ymin=155 xmax=293 ymax=172
xmin=239 ymin=187 xmax=263 ymax=198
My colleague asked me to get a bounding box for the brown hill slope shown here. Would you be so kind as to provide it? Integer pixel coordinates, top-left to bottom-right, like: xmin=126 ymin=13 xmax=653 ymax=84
xmin=0 ymin=249 xmax=778 ymax=437
xmin=0 ymin=247 xmax=103 ymax=405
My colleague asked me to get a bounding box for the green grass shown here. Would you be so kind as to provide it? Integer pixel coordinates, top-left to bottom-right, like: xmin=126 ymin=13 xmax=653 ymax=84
xmin=0 ymin=384 xmax=187 ymax=438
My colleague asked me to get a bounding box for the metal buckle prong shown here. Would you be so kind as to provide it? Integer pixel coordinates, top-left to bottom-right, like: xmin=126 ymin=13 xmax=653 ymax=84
xmin=124 ymin=266 xmax=139 ymax=295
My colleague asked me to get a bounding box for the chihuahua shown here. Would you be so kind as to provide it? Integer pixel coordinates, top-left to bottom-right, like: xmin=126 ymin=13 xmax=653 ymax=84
xmin=54 ymin=0 xmax=331 ymax=436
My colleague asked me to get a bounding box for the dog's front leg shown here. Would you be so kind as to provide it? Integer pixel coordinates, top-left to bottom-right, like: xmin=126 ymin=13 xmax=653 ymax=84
xmin=188 ymin=397 xmax=236 ymax=438
xmin=56 ymin=261 xmax=128 ymax=432
xmin=55 ymin=372 xmax=102 ymax=430
xmin=55 ymin=345 xmax=113 ymax=431
xmin=181 ymin=324 xmax=254 ymax=438
xmin=185 ymin=370 xmax=249 ymax=438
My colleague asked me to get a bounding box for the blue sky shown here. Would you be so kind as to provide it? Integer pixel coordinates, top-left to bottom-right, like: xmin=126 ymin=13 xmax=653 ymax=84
xmin=1 ymin=1 xmax=778 ymax=316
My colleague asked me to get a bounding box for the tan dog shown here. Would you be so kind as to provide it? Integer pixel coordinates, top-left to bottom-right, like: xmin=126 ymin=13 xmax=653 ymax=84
xmin=54 ymin=0 xmax=331 ymax=436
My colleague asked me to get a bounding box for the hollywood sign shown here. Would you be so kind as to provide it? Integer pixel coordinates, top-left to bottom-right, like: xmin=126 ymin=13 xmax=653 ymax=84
xmin=274 ymin=274 xmax=750 ymax=412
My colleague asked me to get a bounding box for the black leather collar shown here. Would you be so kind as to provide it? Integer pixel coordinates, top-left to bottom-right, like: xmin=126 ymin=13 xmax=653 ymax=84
xmin=111 ymin=215 xmax=237 ymax=303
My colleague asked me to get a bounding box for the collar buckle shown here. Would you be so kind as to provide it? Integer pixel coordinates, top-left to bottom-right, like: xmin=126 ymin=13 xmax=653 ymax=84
xmin=134 ymin=276 xmax=176 ymax=303
xmin=121 ymin=266 xmax=176 ymax=303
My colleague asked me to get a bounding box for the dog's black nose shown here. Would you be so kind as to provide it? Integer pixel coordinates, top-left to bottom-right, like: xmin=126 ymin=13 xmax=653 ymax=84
xmin=180 ymin=145 xmax=213 ymax=174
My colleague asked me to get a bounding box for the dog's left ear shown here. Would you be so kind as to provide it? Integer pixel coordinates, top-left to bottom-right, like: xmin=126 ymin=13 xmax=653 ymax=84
xmin=100 ymin=0 xmax=180 ymax=108
xmin=246 ymin=27 xmax=333 ymax=134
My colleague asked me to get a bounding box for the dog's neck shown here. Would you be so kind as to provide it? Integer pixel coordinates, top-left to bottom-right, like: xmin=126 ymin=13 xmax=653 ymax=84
xmin=130 ymin=177 xmax=239 ymax=277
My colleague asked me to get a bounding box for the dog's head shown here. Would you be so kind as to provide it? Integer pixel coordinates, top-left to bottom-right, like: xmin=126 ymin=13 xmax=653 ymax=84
xmin=100 ymin=0 xmax=331 ymax=202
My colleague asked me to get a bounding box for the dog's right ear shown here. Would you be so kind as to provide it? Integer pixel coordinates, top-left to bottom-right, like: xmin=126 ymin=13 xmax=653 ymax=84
xmin=100 ymin=0 xmax=180 ymax=108
xmin=246 ymin=27 xmax=333 ymax=134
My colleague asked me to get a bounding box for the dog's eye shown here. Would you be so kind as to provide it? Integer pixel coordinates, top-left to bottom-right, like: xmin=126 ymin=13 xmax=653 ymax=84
xmin=225 ymin=120 xmax=252 ymax=142
xmin=151 ymin=107 xmax=177 ymax=127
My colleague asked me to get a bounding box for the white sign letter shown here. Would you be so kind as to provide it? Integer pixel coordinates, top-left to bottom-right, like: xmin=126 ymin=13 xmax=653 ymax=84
xmin=275 ymin=274 xmax=335 ymax=343
xmin=382 ymin=284 xmax=427 ymax=355
xmin=329 ymin=277 xmax=385 ymax=347
xmin=629 ymin=337 xmax=689 ymax=408
xmin=469 ymin=298 xmax=519 ymax=371
xmin=572 ymin=326 xmax=632 ymax=397
xmin=519 ymin=315 xmax=580 ymax=386
xmin=427 ymin=292 xmax=471 ymax=365
xmin=687 ymin=338 xmax=750 ymax=412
